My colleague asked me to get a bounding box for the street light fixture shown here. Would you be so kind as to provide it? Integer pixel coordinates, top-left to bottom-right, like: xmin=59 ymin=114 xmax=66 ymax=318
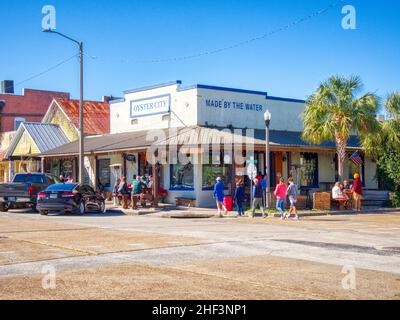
xmin=43 ymin=29 xmax=84 ymax=184
xmin=264 ymin=110 xmax=272 ymax=209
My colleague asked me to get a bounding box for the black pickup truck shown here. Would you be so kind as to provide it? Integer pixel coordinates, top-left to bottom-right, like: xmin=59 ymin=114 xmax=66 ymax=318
xmin=0 ymin=173 xmax=60 ymax=212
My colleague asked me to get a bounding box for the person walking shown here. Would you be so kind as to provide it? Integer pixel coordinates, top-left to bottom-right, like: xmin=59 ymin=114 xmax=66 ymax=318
xmin=274 ymin=178 xmax=288 ymax=220
xmin=213 ymin=177 xmax=228 ymax=218
xmin=352 ymin=173 xmax=363 ymax=212
xmin=261 ymin=175 xmax=268 ymax=206
xmin=286 ymin=177 xmax=299 ymax=220
xmin=234 ymin=181 xmax=245 ymax=217
xmin=251 ymin=178 xmax=266 ymax=218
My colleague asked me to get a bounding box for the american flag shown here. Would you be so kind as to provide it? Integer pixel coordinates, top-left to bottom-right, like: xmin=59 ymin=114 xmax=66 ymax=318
xmin=349 ymin=152 xmax=364 ymax=166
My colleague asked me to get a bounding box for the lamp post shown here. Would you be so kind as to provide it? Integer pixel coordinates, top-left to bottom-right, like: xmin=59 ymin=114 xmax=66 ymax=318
xmin=264 ymin=110 xmax=272 ymax=209
xmin=43 ymin=29 xmax=84 ymax=184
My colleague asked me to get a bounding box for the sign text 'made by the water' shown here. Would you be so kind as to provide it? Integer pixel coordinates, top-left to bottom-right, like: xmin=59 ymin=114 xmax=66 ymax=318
xmin=130 ymin=95 xmax=171 ymax=118
xmin=204 ymin=99 xmax=264 ymax=112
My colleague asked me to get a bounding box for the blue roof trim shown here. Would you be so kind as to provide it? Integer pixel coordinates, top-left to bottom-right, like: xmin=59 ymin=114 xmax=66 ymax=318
xmin=109 ymin=98 xmax=126 ymax=105
xmin=123 ymin=81 xmax=182 ymax=95
xmin=267 ymin=96 xmax=306 ymax=104
xmin=179 ymin=84 xmax=268 ymax=96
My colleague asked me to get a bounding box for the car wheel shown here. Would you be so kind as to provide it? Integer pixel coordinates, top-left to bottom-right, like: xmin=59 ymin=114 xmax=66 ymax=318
xmin=0 ymin=203 xmax=9 ymax=212
xmin=39 ymin=210 xmax=48 ymax=216
xmin=78 ymin=202 xmax=86 ymax=215
xmin=99 ymin=201 xmax=106 ymax=213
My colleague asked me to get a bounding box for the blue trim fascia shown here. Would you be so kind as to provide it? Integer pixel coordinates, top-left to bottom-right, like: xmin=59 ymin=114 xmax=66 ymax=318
xmin=169 ymin=187 xmax=195 ymax=192
xmin=130 ymin=94 xmax=171 ymax=118
xmin=267 ymin=96 xmax=306 ymax=104
xmin=110 ymin=98 xmax=126 ymax=105
xmin=124 ymin=81 xmax=182 ymax=95
xmin=179 ymin=84 xmax=268 ymax=97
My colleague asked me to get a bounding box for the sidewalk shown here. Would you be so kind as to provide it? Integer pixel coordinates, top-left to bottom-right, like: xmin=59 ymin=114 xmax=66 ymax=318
xmin=105 ymin=201 xmax=400 ymax=219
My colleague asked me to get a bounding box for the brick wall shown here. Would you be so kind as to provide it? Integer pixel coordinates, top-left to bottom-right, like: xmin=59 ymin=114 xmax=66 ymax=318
xmin=0 ymin=89 xmax=70 ymax=132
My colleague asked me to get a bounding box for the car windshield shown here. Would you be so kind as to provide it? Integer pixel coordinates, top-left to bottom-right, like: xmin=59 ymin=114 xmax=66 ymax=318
xmin=13 ymin=174 xmax=45 ymax=184
xmin=46 ymin=184 xmax=78 ymax=192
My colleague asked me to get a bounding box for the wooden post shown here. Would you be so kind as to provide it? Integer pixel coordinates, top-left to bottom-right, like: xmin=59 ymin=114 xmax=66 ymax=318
xmin=94 ymin=156 xmax=98 ymax=190
xmin=152 ymin=162 xmax=160 ymax=208
xmin=41 ymin=158 xmax=45 ymax=173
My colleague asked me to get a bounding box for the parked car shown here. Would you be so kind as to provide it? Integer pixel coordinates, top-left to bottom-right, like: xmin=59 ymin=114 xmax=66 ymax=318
xmin=37 ymin=184 xmax=106 ymax=216
xmin=0 ymin=173 xmax=60 ymax=212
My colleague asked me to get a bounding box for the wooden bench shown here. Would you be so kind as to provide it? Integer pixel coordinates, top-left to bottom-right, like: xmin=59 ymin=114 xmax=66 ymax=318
xmin=175 ymin=197 xmax=196 ymax=208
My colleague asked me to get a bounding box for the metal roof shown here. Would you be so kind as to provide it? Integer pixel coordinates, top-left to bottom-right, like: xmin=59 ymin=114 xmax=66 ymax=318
xmin=55 ymin=99 xmax=110 ymax=135
xmin=40 ymin=126 xmax=361 ymax=157
xmin=5 ymin=122 xmax=70 ymax=158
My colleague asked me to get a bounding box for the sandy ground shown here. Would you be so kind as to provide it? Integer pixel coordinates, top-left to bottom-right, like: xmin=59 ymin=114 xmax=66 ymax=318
xmin=1 ymin=210 xmax=400 ymax=300
xmin=1 ymin=256 xmax=399 ymax=300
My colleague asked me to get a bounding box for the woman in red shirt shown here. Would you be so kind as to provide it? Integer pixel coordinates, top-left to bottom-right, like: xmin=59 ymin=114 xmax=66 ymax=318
xmin=352 ymin=173 xmax=363 ymax=211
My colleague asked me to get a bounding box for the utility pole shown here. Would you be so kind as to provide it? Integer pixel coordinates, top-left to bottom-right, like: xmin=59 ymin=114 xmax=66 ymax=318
xmin=43 ymin=30 xmax=85 ymax=183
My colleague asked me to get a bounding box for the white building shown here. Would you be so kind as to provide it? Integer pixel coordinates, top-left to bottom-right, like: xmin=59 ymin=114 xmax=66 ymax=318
xmin=42 ymin=81 xmax=378 ymax=208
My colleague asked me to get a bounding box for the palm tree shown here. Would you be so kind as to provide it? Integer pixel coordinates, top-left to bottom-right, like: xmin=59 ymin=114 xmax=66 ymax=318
xmin=381 ymin=92 xmax=400 ymax=150
xmin=302 ymin=75 xmax=379 ymax=181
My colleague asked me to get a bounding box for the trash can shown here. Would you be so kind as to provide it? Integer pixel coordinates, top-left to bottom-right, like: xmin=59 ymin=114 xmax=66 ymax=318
xmin=224 ymin=196 xmax=233 ymax=212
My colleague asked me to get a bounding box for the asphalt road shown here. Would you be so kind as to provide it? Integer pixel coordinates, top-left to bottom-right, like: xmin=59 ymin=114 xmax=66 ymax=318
xmin=1 ymin=209 xmax=400 ymax=299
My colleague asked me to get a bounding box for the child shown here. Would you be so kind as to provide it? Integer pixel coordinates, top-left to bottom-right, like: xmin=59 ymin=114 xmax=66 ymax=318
xmin=286 ymin=177 xmax=299 ymax=220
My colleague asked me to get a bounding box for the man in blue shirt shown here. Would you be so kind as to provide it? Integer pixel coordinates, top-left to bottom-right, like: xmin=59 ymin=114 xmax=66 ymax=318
xmin=213 ymin=177 xmax=228 ymax=218
xmin=252 ymin=178 xmax=266 ymax=218
xmin=234 ymin=181 xmax=245 ymax=217
xmin=261 ymin=175 xmax=268 ymax=207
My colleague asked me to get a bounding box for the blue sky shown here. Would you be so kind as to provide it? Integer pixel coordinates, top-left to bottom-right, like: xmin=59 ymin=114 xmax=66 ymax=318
xmin=1 ymin=0 xmax=399 ymax=104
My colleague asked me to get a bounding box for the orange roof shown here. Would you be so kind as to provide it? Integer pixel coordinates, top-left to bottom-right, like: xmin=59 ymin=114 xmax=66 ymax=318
xmin=55 ymin=99 xmax=110 ymax=135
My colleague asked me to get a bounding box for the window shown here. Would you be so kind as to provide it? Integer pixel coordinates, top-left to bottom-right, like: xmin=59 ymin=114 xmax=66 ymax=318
xmin=14 ymin=118 xmax=26 ymax=131
xmin=202 ymin=151 xmax=232 ymax=190
xmin=170 ymin=162 xmax=194 ymax=190
xmin=97 ymin=159 xmax=111 ymax=188
xmin=13 ymin=174 xmax=45 ymax=184
xmin=299 ymin=153 xmax=319 ymax=188
xmin=22 ymin=132 xmax=27 ymax=145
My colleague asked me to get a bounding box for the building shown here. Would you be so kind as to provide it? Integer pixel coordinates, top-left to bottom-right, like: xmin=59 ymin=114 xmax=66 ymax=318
xmin=41 ymin=81 xmax=378 ymax=207
xmin=5 ymin=97 xmax=110 ymax=181
xmin=0 ymin=81 xmax=70 ymax=182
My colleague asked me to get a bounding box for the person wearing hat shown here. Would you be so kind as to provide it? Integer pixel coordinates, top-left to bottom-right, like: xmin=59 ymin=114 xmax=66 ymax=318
xmin=352 ymin=173 xmax=363 ymax=211
xmin=213 ymin=177 xmax=228 ymax=217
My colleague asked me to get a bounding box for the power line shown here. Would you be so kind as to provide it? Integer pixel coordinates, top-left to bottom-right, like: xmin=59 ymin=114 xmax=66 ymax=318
xmin=12 ymin=54 xmax=79 ymax=89
xmin=128 ymin=0 xmax=345 ymax=64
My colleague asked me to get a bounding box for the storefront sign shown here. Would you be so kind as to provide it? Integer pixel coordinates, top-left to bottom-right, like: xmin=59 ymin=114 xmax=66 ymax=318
xmin=125 ymin=154 xmax=136 ymax=162
xmin=130 ymin=94 xmax=171 ymax=118
xmin=204 ymin=99 xmax=264 ymax=112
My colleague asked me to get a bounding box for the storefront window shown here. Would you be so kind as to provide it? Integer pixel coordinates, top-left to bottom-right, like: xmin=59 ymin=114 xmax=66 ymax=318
xmin=299 ymin=153 xmax=319 ymax=188
xmin=97 ymin=159 xmax=111 ymax=188
xmin=60 ymin=159 xmax=73 ymax=179
xmin=202 ymin=152 xmax=232 ymax=190
xmin=170 ymin=162 xmax=194 ymax=190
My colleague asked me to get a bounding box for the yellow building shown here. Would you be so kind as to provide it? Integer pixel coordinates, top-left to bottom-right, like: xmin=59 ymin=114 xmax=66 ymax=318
xmin=5 ymin=123 xmax=70 ymax=178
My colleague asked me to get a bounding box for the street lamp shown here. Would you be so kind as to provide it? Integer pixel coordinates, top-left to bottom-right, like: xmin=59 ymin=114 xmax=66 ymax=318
xmin=43 ymin=29 xmax=84 ymax=184
xmin=264 ymin=110 xmax=272 ymax=209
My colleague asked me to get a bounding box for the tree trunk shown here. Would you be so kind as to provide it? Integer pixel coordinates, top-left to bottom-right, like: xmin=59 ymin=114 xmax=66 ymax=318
xmin=335 ymin=132 xmax=347 ymax=182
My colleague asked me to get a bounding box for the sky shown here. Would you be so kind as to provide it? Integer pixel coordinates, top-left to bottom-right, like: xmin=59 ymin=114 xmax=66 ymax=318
xmin=0 ymin=0 xmax=399 ymax=105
